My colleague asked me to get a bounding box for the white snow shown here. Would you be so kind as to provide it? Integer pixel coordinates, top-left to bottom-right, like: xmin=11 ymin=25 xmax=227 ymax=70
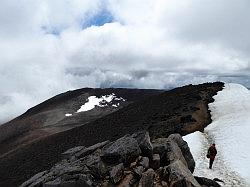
xmin=207 ymin=83 xmax=250 ymax=183
xmin=183 ymin=131 xmax=205 ymax=161
xmin=184 ymin=83 xmax=250 ymax=186
xmin=65 ymin=113 xmax=72 ymax=117
xmin=76 ymin=94 xmax=125 ymax=113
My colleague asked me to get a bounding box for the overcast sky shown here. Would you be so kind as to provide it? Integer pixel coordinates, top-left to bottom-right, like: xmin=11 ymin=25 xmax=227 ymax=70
xmin=0 ymin=0 xmax=250 ymax=123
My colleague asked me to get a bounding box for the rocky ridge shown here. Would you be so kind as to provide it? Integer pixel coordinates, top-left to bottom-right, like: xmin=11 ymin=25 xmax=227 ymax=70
xmin=21 ymin=131 xmax=221 ymax=187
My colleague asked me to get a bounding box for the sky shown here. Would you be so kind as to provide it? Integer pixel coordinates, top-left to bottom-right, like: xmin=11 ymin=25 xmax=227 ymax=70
xmin=0 ymin=0 xmax=250 ymax=123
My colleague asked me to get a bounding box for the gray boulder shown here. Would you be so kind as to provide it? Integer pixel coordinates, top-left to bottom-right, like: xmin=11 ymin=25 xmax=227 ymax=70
xmin=132 ymin=131 xmax=153 ymax=158
xmin=75 ymin=140 xmax=110 ymax=158
xmin=20 ymin=171 xmax=48 ymax=187
xmin=162 ymin=160 xmax=201 ymax=187
xmin=138 ymin=169 xmax=155 ymax=187
xmin=62 ymin=146 xmax=86 ymax=159
xmin=133 ymin=166 xmax=144 ymax=179
xmin=153 ymin=138 xmax=187 ymax=167
xmin=150 ymin=154 xmax=160 ymax=170
xmin=139 ymin=157 xmax=149 ymax=169
xmin=101 ymin=136 xmax=141 ymax=164
xmin=168 ymin=134 xmax=195 ymax=173
xmin=110 ymin=163 xmax=124 ymax=184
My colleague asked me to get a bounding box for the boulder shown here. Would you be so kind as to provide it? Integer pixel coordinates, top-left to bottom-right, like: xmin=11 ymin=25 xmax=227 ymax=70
xmin=153 ymin=138 xmax=187 ymax=167
xmin=162 ymin=160 xmax=201 ymax=187
xmin=101 ymin=136 xmax=141 ymax=164
xmin=62 ymin=146 xmax=86 ymax=159
xmin=132 ymin=131 xmax=153 ymax=158
xmin=139 ymin=157 xmax=149 ymax=169
xmin=133 ymin=166 xmax=144 ymax=179
xmin=164 ymin=140 xmax=187 ymax=167
xmin=138 ymin=169 xmax=155 ymax=187
xmin=110 ymin=163 xmax=124 ymax=184
xmin=150 ymin=154 xmax=160 ymax=170
xmin=118 ymin=173 xmax=134 ymax=187
xmin=75 ymin=140 xmax=110 ymax=158
xmin=88 ymin=161 xmax=108 ymax=179
xmin=152 ymin=138 xmax=169 ymax=155
xmin=168 ymin=134 xmax=195 ymax=172
xmin=20 ymin=171 xmax=48 ymax=187
xmin=194 ymin=176 xmax=221 ymax=187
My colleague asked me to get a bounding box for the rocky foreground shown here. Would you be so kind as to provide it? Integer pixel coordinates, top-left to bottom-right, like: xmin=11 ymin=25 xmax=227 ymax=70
xmin=21 ymin=131 xmax=221 ymax=187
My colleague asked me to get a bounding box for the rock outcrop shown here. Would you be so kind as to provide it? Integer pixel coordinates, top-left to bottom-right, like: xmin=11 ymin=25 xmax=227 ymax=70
xmin=21 ymin=132 xmax=220 ymax=187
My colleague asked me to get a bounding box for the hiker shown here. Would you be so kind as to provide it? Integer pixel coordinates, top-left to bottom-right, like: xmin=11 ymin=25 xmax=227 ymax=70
xmin=207 ymin=143 xmax=217 ymax=169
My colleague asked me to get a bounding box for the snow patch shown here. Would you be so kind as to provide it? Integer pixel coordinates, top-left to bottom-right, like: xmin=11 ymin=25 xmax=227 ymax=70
xmin=76 ymin=93 xmax=125 ymax=113
xmin=65 ymin=113 xmax=72 ymax=117
xmin=183 ymin=131 xmax=204 ymax=161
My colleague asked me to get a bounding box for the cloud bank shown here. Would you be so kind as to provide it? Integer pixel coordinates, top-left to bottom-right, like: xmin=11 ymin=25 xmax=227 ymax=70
xmin=0 ymin=0 xmax=250 ymax=123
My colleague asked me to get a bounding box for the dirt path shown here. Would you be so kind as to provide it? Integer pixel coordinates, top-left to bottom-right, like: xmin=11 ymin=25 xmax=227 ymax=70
xmin=193 ymin=130 xmax=246 ymax=187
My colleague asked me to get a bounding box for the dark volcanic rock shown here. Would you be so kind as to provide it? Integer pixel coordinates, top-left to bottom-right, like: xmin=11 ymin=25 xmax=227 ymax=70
xmin=131 ymin=131 xmax=153 ymax=158
xmin=152 ymin=138 xmax=187 ymax=167
xmin=62 ymin=146 xmax=86 ymax=159
xmin=20 ymin=131 xmax=220 ymax=187
xmin=195 ymin=176 xmax=221 ymax=187
xmin=168 ymin=134 xmax=195 ymax=173
xmin=162 ymin=160 xmax=201 ymax=187
xmin=150 ymin=154 xmax=161 ymax=170
xmin=75 ymin=140 xmax=109 ymax=158
xmin=110 ymin=163 xmax=124 ymax=184
xmin=139 ymin=157 xmax=149 ymax=169
xmin=133 ymin=166 xmax=145 ymax=179
xmin=138 ymin=169 xmax=155 ymax=187
xmin=101 ymin=136 xmax=141 ymax=164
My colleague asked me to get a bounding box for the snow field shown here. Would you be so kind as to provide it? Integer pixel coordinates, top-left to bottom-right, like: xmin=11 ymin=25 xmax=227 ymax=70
xmin=65 ymin=93 xmax=125 ymax=116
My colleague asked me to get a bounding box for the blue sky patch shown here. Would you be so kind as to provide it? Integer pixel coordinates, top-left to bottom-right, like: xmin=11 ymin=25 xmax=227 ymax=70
xmin=82 ymin=8 xmax=114 ymax=29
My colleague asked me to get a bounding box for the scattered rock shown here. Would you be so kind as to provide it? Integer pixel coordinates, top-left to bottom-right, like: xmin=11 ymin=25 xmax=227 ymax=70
xmin=152 ymin=138 xmax=169 ymax=155
xmin=138 ymin=169 xmax=155 ymax=187
xmin=118 ymin=173 xmax=134 ymax=187
xmin=133 ymin=166 xmax=144 ymax=179
xmin=153 ymin=138 xmax=187 ymax=167
xmin=195 ymin=176 xmax=221 ymax=187
xmin=75 ymin=140 xmax=110 ymax=158
xmin=20 ymin=171 xmax=48 ymax=187
xmin=213 ymin=178 xmax=225 ymax=184
xmin=21 ymin=132 xmax=217 ymax=187
xmin=150 ymin=154 xmax=160 ymax=170
xmin=161 ymin=180 xmax=168 ymax=186
xmin=162 ymin=160 xmax=201 ymax=187
xmin=110 ymin=163 xmax=124 ymax=184
xmin=132 ymin=131 xmax=153 ymax=158
xmin=101 ymin=136 xmax=141 ymax=164
xmin=62 ymin=146 xmax=86 ymax=159
xmin=139 ymin=157 xmax=149 ymax=169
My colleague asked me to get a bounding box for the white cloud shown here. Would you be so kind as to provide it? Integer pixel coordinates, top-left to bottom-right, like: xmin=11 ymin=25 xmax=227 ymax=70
xmin=0 ymin=0 xmax=250 ymax=123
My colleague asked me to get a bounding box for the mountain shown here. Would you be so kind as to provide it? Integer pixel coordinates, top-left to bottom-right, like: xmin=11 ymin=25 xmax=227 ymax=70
xmin=0 ymin=82 xmax=223 ymax=186
xmin=0 ymin=88 xmax=163 ymax=157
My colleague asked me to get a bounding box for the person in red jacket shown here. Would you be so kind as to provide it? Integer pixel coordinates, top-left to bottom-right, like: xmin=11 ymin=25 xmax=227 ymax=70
xmin=207 ymin=143 xmax=217 ymax=169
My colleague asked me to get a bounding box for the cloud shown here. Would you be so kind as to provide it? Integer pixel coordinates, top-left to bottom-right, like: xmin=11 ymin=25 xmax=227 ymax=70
xmin=0 ymin=0 xmax=250 ymax=123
